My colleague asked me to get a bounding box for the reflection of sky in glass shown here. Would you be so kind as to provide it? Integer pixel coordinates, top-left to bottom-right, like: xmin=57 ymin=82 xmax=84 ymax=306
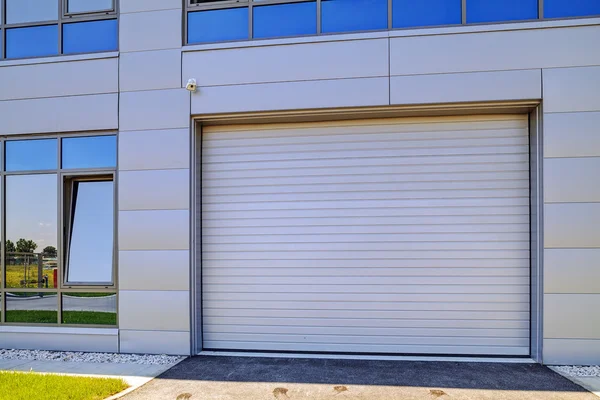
xmin=67 ymin=181 xmax=114 ymax=283
xmin=5 ymin=139 xmax=58 ymax=171
xmin=68 ymin=0 xmax=113 ymax=14
xmin=6 ymin=174 xmax=57 ymax=251
xmin=62 ymin=136 xmax=117 ymax=169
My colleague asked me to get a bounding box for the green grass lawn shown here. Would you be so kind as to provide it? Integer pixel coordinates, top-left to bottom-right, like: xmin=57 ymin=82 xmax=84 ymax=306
xmin=5 ymin=310 xmax=117 ymax=325
xmin=62 ymin=311 xmax=117 ymax=325
xmin=66 ymin=293 xmax=115 ymax=298
xmin=0 ymin=371 xmax=128 ymax=400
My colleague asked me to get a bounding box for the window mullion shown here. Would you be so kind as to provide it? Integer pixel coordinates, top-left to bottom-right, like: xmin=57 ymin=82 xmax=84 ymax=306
xmin=248 ymin=2 xmax=253 ymax=39
xmin=316 ymin=0 xmax=321 ymax=34
xmin=58 ymin=0 xmax=63 ymax=54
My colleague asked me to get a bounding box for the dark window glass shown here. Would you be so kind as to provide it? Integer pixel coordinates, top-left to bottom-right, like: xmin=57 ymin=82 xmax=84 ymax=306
xmin=5 ymin=174 xmax=58 ymax=289
xmin=393 ymin=0 xmax=462 ymax=28
xmin=62 ymin=136 xmax=117 ymax=169
xmin=66 ymin=180 xmax=114 ymax=285
xmin=188 ymin=8 xmax=249 ymax=44
xmin=5 ymin=292 xmax=58 ymax=324
xmin=6 ymin=25 xmax=59 ymax=59
xmin=63 ymin=20 xmax=118 ymax=54
xmin=62 ymin=293 xmax=117 ymax=325
xmin=322 ymin=0 xmax=388 ymax=33
xmin=544 ymin=0 xmax=600 ymax=18
xmin=467 ymin=0 xmax=538 ymax=23
xmin=254 ymin=2 xmax=317 ymax=39
xmin=5 ymin=139 xmax=58 ymax=172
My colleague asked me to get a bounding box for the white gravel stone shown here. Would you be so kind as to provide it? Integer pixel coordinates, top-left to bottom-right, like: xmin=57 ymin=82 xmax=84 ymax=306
xmin=0 ymin=349 xmax=185 ymax=365
xmin=554 ymin=365 xmax=600 ymax=377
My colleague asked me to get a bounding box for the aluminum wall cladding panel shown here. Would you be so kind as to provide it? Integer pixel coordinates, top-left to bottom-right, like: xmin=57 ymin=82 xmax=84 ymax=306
xmin=198 ymin=114 xmax=531 ymax=356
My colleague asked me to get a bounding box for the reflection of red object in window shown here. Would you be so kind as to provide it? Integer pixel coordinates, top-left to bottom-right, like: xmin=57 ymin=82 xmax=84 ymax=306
xmin=53 ymin=269 xmax=57 ymax=289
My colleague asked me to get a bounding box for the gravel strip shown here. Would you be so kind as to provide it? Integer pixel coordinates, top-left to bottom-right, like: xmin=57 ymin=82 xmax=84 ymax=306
xmin=554 ymin=365 xmax=600 ymax=377
xmin=0 ymin=349 xmax=185 ymax=365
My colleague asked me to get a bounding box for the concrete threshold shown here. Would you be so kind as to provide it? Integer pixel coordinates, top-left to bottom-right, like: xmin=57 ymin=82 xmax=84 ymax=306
xmin=199 ymin=351 xmax=536 ymax=364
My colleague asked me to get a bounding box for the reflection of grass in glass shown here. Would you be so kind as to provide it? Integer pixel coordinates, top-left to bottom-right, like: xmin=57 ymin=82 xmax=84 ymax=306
xmin=0 ymin=371 xmax=128 ymax=400
xmin=5 ymin=264 xmax=56 ymax=288
xmin=5 ymin=310 xmax=58 ymax=324
xmin=62 ymin=311 xmax=117 ymax=325
xmin=6 ymin=310 xmax=117 ymax=325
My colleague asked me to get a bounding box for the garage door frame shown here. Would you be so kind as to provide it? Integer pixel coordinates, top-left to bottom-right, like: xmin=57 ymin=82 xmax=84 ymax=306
xmin=190 ymin=101 xmax=544 ymax=362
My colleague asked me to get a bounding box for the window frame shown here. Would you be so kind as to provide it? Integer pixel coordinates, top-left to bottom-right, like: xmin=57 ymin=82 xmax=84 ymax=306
xmin=62 ymin=172 xmax=116 ymax=288
xmin=0 ymin=0 xmax=119 ymax=61
xmin=0 ymin=131 xmax=118 ymax=328
xmin=63 ymin=0 xmax=116 ymax=18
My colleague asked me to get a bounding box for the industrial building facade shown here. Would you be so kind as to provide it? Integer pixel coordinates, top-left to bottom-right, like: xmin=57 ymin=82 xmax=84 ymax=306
xmin=0 ymin=0 xmax=599 ymax=365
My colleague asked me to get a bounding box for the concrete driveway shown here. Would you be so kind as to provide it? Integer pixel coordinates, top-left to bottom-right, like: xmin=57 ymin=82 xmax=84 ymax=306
xmin=123 ymin=356 xmax=595 ymax=400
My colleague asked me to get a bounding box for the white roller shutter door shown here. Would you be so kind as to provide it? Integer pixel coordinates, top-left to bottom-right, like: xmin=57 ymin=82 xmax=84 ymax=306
xmin=199 ymin=114 xmax=530 ymax=356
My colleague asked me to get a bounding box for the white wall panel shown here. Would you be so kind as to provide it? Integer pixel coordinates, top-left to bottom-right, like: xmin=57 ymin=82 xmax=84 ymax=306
xmin=183 ymin=39 xmax=389 ymax=86
xmin=0 ymin=94 xmax=117 ymax=135
xmin=0 ymin=329 xmax=118 ymax=353
xmin=119 ymin=129 xmax=190 ymax=171
xmin=545 ymin=158 xmax=600 ymax=203
xmin=544 ymin=294 xmax=600 ymax=339
xmin=391 ymin=70 xmax=541 ymax=105
xmin=119 ymin=291 xmax=190 ymax=331
xmin=120 ymin=250 xmax=190 ymax=291
xmin=544 ymin=203 xmax=600 ymax=248
xmin=117 ymin=0 xmax=187 ymax=356
xmin=120 ymin=89 xmax=190 ymax=131
xmin=119 ymin=210 xmax=190 ymax=250
xmin=544 ymin=339 xmax=600 ymax=365
xmin=120 ymin=0 xmax=181 ymax=13
xmin=544 ymin=112 xmax=600 ymax=158
xmin=390 ymin=25 xmax=600 ymax=76
xmin=0 ymin=58 xmax=117 ymax=101
xmin=120 ymin=49 xmax=182 ymax=92
xmin=120 ymin=330 xmax=190 ymax=355
xmin=191 ymin=77 xmax=389 ymax=114
xmin=119 ymin=9 xmax=182 ymax=52
xmin=545 ymin=249 xmax=600 ymax=294
xmin=544 ymin=66 xmax=600 ymax=113
xmin=119 ymin=169 xmax=190 ymax=210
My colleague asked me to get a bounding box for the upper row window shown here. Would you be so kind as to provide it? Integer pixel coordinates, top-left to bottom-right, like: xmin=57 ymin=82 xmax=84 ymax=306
xmin=0 ymin=0 xmax=118 ymax=60
xmin=5 ymin=135 xmax=117 ymax=172
xmin=186 ymin=0 xmax=600 ymax=44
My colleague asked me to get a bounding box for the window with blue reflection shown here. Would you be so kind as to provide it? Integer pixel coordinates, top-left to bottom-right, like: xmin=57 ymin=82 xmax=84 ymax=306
xmin=254 ymin=2 xmax=317 ymax=39
xmin=467 ymin=0 xmax=538 ymax=23
xmin=393 ymin=0 xmax=462 ymax=28
xmin=6 ymin=25 xmax=58 ymax=59
xmin=5 ymin=139 xmax=58 ymax=171
xmin=188 ymin=8 xmax=248 ymax=44
xmin=322 ymin=0 xmax=387 ymax=33
xmin=62 ymin=136 xmax=117 ymax=169
xmin=66 ymin=180 xmax=114 ymax=284
xmin=545 ymin=0 xmax=600 ymax=18
xmin=63 ymin=20 xmax=118 ymax=54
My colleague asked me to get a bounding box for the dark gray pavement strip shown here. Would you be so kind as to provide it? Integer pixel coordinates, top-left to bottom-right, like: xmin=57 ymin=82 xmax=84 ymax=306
xmin=123 ymin=355 xmax=596 ymax=400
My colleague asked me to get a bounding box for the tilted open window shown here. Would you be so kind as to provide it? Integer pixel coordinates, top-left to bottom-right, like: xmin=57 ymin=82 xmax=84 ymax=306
xmin=64 ymin=175 xmax=115 ymax=286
